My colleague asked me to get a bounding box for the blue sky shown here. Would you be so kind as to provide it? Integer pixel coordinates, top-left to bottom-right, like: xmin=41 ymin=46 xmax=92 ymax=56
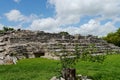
xmin=0 ymin=0 xmax=120 ymax=36
xmin=0 ymin=0 xmax=53 ymax=16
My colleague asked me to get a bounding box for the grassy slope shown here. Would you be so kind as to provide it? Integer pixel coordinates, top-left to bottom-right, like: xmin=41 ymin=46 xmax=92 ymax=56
xmin=76 ymin=54 xmax=120 ymax=80
xmin=0 ymin=54 xmax=120 ymax=80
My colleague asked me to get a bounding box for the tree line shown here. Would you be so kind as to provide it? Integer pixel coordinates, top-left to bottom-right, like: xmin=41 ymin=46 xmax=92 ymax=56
xmin=0 ymin=26 xmax=14 ymax=33
xmin=103 ymin=28 xmax=120 ymax=47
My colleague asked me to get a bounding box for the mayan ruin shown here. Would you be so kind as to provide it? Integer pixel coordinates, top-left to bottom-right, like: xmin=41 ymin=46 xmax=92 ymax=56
xmin=0 ymin=30 xmax=120 ymax=65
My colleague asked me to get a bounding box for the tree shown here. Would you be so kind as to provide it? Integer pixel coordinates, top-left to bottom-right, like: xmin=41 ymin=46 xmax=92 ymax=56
xmin=55 ymin=44 xmax=106 ymax=80
xmin=103 ymin=28 xmax=120 ymax=47
xmin=3 ymin=26 xmax=14 ymax=32
xmin=59 ymin=31 xmax=69 ymax=36
xmin=0 ymin=26 xmax=15 ymax=35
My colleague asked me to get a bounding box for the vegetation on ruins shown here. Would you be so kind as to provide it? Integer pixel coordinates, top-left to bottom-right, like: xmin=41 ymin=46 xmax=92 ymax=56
xmin=0 ymin=26 xmax=14 ymax=33
xmin=59 ymin=31 xmax=69 ymax=36
xmin=0 ymin=54 xmax=120 ymax=80
xmin=3 ymin=26 xmax=14 ymax=32
xmin=54 ymin=44 xmax=106 ymax=79
xmin=103 ymin=28 xmax=120 ymax=47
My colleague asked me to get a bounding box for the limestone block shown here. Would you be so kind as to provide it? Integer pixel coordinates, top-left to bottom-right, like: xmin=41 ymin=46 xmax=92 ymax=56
xmin=0 ymin=43 xmax=6 ymax=46
xmin=0 ymin=48 xmax=5 ymax=52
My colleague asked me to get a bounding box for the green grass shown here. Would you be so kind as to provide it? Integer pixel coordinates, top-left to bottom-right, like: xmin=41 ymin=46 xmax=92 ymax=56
xmin=0 ymin=58 xmax=58 ymax=80
xmin=0 ymin=54 xmax=120 ymax=80
xmin=76 ymin=54 xmax=120 ymax=80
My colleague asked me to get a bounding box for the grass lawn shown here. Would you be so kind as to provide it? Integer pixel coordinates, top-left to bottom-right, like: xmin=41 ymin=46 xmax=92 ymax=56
xmin=0 ymin=54 xmax=120 ymax=80
xmin=76 ymin=54 xmax=120 ymax=80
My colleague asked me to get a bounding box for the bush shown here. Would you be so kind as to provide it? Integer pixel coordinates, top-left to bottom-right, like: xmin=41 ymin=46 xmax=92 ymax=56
xmin=103 ymin=28 xmax=120 ymax=47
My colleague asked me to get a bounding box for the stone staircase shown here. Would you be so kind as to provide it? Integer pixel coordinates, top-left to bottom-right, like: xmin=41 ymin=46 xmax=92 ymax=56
xmin=0 ymin=30 xmax=120 ymax=61
xmin=45 ymin=38 xmax=120 ymax=58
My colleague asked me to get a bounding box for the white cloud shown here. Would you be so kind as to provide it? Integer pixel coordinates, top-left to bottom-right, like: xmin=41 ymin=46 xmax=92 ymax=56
xmin=4 ymin=9 xmax=39 ymax=25
xmin=4 ymin=9 xmax=40 ymax=30
xmin=5 ymin=9 xmax=26 ymax=22
xmin=62 ymin=19 xmax=117 ymax=36
xmin=13 ymin=0 xmax=21 ymax=3
xmin=79 ymin=19 xmax=117 ymax=36
xmin=29 ymin=17 xmax=60 ymax=32
xmin=49 ymin=0 xmax=120 ymax=25
xmin=45 ymin=0 xmax=119 ymax=36
xmin=29 ymin=18 xmax=117 ymax=36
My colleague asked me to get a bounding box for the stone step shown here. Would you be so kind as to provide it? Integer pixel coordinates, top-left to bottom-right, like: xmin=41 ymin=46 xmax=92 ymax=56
xmin=0 ymin=43 xmax=6 ymax=46
xmin=0 ymin=38 xmax=3 ymax=42
xmin=0 ymin=48 xmax=5 ymax=52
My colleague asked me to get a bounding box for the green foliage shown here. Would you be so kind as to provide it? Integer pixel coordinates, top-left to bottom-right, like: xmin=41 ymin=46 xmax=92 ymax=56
xmin=0 ymin=26 xmax=15 ymax=34
xmin=3 ymin=26 xmax=14 ymax=32
xmin=58 ymin=44 xmax=105 ymax=69
xmin=103 ymin=28 xmax=120 ymax=47
xmin=0 ymin=30 xmax=5 ymax=34
xmin=59 ymin=31 xmax=69 ymax=36
xmin=56 ymin=44 xmax=80 ymax=69
xmin=80 ymin=44 xmax=106 ymax=63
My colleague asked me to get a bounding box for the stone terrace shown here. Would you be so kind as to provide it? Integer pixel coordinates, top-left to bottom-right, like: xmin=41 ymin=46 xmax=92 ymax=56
xmin=0 ymin=30 xmax=120 ymax=64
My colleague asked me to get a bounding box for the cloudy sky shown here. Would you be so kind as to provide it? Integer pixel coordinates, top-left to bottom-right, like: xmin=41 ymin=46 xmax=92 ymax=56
xmin=0 ymin=0 xmax=120 ymax=36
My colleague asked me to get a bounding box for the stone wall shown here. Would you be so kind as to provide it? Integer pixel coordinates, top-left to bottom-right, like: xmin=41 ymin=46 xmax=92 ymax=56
xmin=0 ymin=30 xmax=120 ymax=64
